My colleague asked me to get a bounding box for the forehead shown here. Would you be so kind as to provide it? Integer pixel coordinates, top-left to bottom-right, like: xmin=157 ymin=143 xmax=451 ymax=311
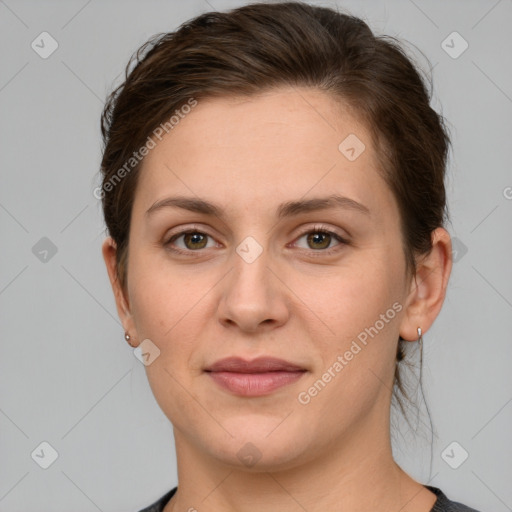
xmin=153 ymin=87 xmax=369 ymax=159
xmin=133 ymin=87 xmax=393 ymax=219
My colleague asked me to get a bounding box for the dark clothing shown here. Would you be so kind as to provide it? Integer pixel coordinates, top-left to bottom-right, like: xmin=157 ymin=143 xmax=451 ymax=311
xmin=137 ymin=485 xmax=482 ymax=512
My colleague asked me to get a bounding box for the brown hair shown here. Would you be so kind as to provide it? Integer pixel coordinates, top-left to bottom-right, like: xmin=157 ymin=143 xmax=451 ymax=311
xmin=99 ymin=1 xmax=451 ymax=422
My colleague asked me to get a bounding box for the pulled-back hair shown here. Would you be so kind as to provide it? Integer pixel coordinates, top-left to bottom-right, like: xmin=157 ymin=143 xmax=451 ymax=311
xmin=99 ymin=0 xmax=451 ymax=422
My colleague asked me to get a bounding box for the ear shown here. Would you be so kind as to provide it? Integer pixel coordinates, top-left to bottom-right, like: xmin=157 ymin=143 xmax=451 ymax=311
xmin=102 ymin=237 xmax=139 ymax=346
xmin=399 ymin=227 xmax=453 ymax=341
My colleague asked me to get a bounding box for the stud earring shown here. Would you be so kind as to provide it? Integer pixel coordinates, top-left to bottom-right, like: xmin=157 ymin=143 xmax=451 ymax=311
xmin=124 ymin=332 xmax=135 ymax=347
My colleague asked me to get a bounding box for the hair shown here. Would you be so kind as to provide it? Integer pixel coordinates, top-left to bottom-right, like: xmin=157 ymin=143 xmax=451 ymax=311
xmin=99 ymin=1 xmax=451 ymax=431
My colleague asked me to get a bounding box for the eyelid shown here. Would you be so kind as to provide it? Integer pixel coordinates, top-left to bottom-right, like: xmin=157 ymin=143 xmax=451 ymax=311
xmin=289 ymin=223 xmax=349 ymax=253
xmin=163 ymin=223 xmax=218 ymax=246
xmin=292 ymin=223 xmax=349 ymax=242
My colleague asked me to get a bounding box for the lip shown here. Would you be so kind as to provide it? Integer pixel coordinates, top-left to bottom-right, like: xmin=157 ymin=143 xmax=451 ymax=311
xmin=206 ymin=356 xmax=305 ymax=373
xmin=205 ymin=357 xmax=307 ymax=397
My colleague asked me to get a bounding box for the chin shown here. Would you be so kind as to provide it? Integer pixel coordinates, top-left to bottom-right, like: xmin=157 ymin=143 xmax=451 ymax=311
xmin=199 ymin=419 xmax=315 ymax=472
xmin=213 ymin=442 xmax=309 ymax=473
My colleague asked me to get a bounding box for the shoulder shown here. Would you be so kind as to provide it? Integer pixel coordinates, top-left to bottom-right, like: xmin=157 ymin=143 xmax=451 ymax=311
xmin=426 ymin=485 xmax=483 ymax=512
xmin=136 ymin=487 xmax=177 ymax=512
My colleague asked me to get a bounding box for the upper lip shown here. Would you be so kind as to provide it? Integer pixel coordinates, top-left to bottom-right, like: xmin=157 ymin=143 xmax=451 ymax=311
xmin=205 ymin=357 xmax=306 ymax=373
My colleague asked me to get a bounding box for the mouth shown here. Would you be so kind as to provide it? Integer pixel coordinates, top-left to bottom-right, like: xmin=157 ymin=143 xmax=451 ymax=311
xmin=204 ymin=357 xmax=307 ymax=397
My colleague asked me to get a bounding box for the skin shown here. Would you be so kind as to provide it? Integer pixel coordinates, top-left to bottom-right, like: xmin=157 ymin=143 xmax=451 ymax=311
xmin=103 ymin=87 xmax=452 ymax=512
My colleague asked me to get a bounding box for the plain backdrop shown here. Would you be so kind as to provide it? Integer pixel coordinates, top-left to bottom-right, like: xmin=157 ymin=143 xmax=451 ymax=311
xmin=1 ymin=0 xmax=511 ymax=511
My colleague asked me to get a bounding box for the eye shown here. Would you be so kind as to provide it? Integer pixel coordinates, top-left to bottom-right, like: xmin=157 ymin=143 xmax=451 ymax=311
xmin=163 ymin=224 xmax=348 ymax=257
xmin=165 ymin=229 xmax=217 ymax=254
xmin=293 ymin=225 xmax=348 ymax=254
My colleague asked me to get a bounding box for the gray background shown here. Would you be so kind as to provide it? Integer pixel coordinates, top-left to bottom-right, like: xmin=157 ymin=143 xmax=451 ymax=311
xmin=1 ymin=0 xmax=511 ymax=510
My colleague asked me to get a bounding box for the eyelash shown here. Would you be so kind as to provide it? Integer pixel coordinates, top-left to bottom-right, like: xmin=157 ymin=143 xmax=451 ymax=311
xmin=163 ymin=224 xmax=349 ymax=257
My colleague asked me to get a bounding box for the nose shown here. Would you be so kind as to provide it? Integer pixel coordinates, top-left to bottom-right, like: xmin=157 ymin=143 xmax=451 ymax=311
xmin=216 ymin=242 xmax=290 ymax=334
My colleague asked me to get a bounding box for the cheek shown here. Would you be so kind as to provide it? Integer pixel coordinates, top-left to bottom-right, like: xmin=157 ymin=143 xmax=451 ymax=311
xmin=130 ymin=283 xmax=202 ymax=366
xmin=312 ymin=255 xmax=403 ymax=344
xmin=302 ymin=248 xmax=405 ymax=401
xmin=297 ymin=265 xmax=402 ymax=426
xmin=127 ymin=266 xmax=207 ymax=427
xmin=129 ymin=282 xmax=173 ymax=339
xmin=126 ymin=250 xmax=216 ymax=381
xmin=127 ymin=245 xmax=192 ymax=334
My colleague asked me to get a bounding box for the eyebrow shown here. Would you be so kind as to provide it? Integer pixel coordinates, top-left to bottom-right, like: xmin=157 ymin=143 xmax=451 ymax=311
xmin=145 ymin=194 xmax=371 ymax=219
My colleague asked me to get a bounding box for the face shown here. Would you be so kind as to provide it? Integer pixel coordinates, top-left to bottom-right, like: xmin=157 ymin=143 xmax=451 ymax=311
xmin=115 ymin=88 xmax=415 ymax=470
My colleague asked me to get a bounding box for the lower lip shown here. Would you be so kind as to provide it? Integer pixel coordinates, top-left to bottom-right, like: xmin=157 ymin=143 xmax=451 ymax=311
xmin=207 ymin=371 xmax=306 ymax=396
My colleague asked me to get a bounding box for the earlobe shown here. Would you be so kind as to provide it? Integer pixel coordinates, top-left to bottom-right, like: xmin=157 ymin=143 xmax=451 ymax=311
xmin=101 ymin=237 xmax=137 ymax=340
xmin=399 ymin=227 xmax=453 ymax=342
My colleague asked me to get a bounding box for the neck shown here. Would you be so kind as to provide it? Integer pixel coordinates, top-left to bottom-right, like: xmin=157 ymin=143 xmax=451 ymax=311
xmin=164 ymin=413 xmax=436 ymax=512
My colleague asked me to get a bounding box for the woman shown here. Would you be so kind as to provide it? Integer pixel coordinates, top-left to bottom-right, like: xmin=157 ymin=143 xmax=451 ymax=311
xmin=99 ymin=2 xmax=482 ymax=511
